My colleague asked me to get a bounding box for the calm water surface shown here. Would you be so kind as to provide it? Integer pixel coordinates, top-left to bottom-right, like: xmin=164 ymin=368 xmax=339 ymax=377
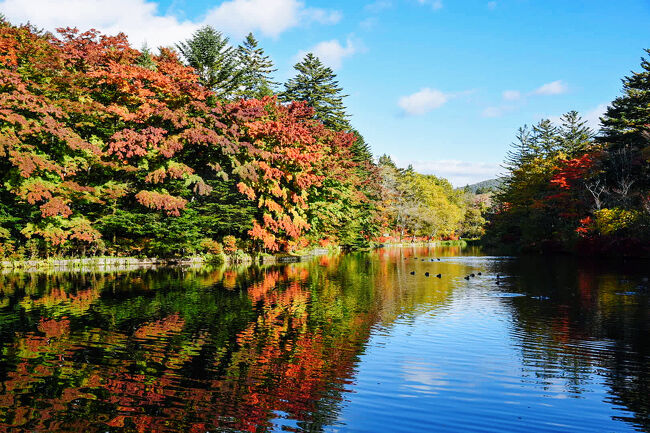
xmin=0 ymin=246 xmax=648 ymax=432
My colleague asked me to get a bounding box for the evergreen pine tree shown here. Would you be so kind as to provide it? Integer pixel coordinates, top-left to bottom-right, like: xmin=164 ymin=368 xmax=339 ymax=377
xmin=177 ymin=26 xmax=241 ymax=99
xmin=282 ymin=53 xmax=350 ymax=131
xmin=600 ymin=49 xmax=650 ymax=152
xmin=504 ymin=125 xmax=537 ymax=171
xmin=349 ymin=129 xmax=373 ymax=164
xmin=599 ymin=49 xmax=650 ymax=204
xmin=234 ymin=33 xmax=277 ymax=99
xmin=532 ymin=119 xmax=560 ymax=156
xmin=558 ymin=110 xmax=595 ymax=155
xmin=136 ymin=45 xmax=157 ymax=71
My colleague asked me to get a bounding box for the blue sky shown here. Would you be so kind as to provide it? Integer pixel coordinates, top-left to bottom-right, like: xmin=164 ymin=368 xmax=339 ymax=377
xmin=2 ymin=0 xmax=649 ymax=185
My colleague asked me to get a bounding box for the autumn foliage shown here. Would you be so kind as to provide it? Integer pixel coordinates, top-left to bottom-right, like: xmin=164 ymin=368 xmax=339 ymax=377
xmin=0 ymin=20 xmax=380 ymax=257
xmin=486 ymin=115 xmax=649 ymax=256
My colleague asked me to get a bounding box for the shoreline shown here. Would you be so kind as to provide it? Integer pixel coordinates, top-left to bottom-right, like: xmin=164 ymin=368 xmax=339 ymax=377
xmin=0 ymin=241 xmax=478 ymax=273
xmin=0 ymin=247 xmax=336 ymax=273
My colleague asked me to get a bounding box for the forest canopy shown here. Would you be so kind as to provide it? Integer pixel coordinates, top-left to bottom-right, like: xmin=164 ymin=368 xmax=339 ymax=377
xmin=0 ymin=20 xmax=483 ymax=260
xmin=484 ymin=50 xmax=650 ymax=256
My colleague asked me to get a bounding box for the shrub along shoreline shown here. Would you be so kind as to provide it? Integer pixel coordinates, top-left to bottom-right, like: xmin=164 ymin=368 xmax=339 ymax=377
xmin=0 ymin=246 xmax=337 ymax=272
xmin=0 ymin=240 xmax=476 ymax=272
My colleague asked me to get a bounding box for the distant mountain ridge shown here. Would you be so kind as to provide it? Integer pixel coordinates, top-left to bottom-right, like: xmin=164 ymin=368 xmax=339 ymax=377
xmin=460 ymin=178 xmax=502 ymax=194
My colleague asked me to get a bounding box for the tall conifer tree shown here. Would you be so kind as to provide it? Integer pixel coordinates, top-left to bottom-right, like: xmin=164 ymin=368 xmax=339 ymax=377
xmin=234 ymin=33 xmax=277 ymax=99
xmin=504 ymin=125 xmax=537 ymax=171
xmin=558 ymin=110 xmax=595 ymax=156
xmin=600 ymin=49 xmax=650 ymax=152
xmin=282 ymin=53 xmax=349 ymax=131
xmin=177 ymin=26 xmax=241 ymax=99
xmin=532 ymin=119 xmax=560 ymax=156
xmin=599 ymin=49 xmax=650 ymax=202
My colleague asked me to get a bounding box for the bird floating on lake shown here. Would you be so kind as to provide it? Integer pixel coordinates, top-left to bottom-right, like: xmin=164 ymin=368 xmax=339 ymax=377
xmin=425 ymin=272 xmax=430 ymax=277
xmin=410 ymin=271 xmax=415 ymax=275
xmin=436 ymin=274 xmax=442 ymax=278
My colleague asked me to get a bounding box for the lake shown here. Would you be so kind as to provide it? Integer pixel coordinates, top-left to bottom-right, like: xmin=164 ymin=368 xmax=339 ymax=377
xmin=0 ymin=246 xmax=648 ymax=432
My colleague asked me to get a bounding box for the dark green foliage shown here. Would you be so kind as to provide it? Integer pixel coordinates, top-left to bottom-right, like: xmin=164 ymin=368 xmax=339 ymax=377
xmin=349 ymin=129 xmax=373 ymax=164
xmin=599 ymin=49 xmax=650 ymax=206
xmin=177 ymin=26 xmax=242 ymax=99
xmin=503 ymin=125 xmax=537 ymax=172
xmin=532 ymin=119 xmax=560 ymax=155
xmin=191 ymin=179 xmax=257 ymax=240
xmin=136 ymin=45 xmax=158 ymax=71
xmin=97 ymin=209 xmax=201 ymax=257
xmin=234 ymin=33 xmax=277 ymax=99
xmin=282 ymin=53 xmax=350 ymax=131
xmin=600 ymin=49 xmax=650 ymax=152
xmin=558 ymin=110 xmax=595 ymax=155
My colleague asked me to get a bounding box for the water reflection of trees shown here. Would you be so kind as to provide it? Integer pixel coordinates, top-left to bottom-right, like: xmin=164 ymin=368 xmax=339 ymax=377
xmin=0 ymin=251 xmax=460 ymax=432
xmin=492 ymin=257 xmax=649 ymax=431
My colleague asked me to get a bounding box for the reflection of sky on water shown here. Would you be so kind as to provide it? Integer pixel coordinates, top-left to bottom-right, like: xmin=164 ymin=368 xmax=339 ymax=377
xmin=335 ymin=251 xmax=648 ymax=432
xmin=0 ymin=247 xmax=648 ymax=432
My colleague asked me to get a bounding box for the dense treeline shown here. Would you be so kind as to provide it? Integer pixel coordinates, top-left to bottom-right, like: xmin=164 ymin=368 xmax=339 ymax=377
xmin=485 ymin=50 xmax=650 ymax=256
xmin=378 ymin=155 xmax=488 ymax=241
xmin=0 ymin=20 xmax=482 ymax=260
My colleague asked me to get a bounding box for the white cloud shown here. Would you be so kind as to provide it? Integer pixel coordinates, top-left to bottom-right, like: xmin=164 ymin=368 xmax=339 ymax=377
xmin=365 ymin=0 xmax=392 ymax=13
xmin=0 ymin=0 xmax=198 ymax=48
xmin=395 ymin=158 xmax=503 ymax=186
xmin=533 ymin=80 xmax=568 ymax=95
xmin=296 ymin=37 xmax=363 ymax=70
xmin=0 ymin=0 xmax=341 ymax=47
xmin=360 ymin=17 xmax=379 ymax=30
xmin=487 ymin=1 xmax=497 ymax=10
xmin=583 ymin=103 xmax=608 ymax=130
xmin=482 ymin=102 xmax=519 ymax=118
xmin=204 ymin=0 xmax=340 ymax=38
xmin=482 ymin=106 xmax=503 ymax=118
xmin=417 ymin=0 xmax=443 ymax=10
xmin=398 ymin=88 xmax=449 ymax=116
xmin=483 ymin=82 xmax=567 ymax=120
xmin=502 ymin=90 xmax=521 ymax=101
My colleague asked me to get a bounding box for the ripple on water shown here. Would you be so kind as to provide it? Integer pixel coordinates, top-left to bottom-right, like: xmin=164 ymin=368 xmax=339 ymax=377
xmin=0 ymin=249 xmax=648 ymax=432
